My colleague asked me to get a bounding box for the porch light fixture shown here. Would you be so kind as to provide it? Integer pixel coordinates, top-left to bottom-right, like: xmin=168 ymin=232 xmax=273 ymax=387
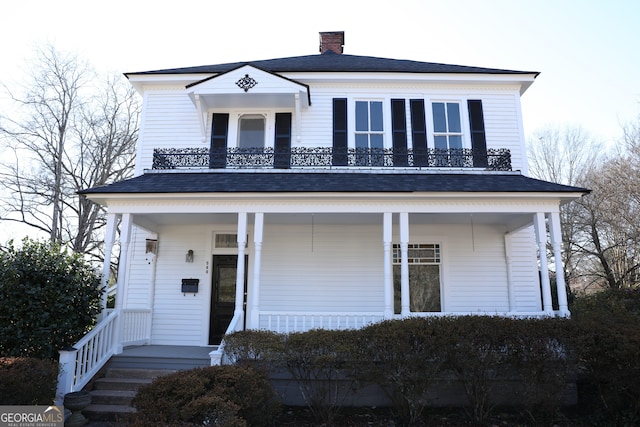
xmin=186 ymin=249 xmax=194 ymax=263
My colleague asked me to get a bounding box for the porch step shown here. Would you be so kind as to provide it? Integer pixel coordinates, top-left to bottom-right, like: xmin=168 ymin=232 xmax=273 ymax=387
xmin=107 ymin=355 xmax=210 ymax=370
xmin=82 ymin=403 xmax=135 ymax=424
xmin=92 ymin=376 xmax=153 ymax=391
xmin=105 ymin=367 xmax=178 ymax=379
xmin=84 ymin=368 xmax=177 ymax=422
xmin=88 ymin=390 xmax=137 ymax=406
xmin=82 ymin=346 xmax=215 ymax=423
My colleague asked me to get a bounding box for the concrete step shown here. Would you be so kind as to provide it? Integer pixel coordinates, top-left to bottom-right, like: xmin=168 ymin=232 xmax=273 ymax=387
xmin=92 ymin=377 xmax=152 ymax=391
xmin=89 ymin=389 xmax=136 ymax=406
xmin=107 ymin=355 xmax=210 ymax=370
xmin=105 ymin=367 xmax=177 ymax=379
xmin=82 ymin=403 xmax=135 ymax=422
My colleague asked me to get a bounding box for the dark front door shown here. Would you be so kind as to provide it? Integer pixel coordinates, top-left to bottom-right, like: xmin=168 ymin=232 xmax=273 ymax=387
xmin=209 ymin=255 xmax=247 ymax=345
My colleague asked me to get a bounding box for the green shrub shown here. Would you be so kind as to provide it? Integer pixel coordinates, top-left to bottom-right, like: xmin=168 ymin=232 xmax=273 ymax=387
xmin=0 ymin=357 xmax=58 ymax=404
xmin=572 ymin=288 xmax=640 ymax=423
xmin=131 ymin=365 xmax=278 ymax=427
xmin=508 ymin=318 xmax=578 ymax=426
xmin=223 ymin=329 xmax=285 ymax=364
xmin=356 ymin=317 xmax=449 ymax=426
xmin=282 ymin=329 xmax=359 ymax=426
xmin=0 ymin=238 xmax=102 ymax=359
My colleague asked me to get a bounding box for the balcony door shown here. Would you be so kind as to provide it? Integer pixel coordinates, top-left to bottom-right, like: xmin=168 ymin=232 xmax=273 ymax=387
xmin=209 ymin=255 xmax=247 ymax=345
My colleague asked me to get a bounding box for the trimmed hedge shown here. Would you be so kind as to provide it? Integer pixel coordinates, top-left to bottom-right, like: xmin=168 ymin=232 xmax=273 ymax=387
xmin=130 ymin=364 xmax=279 ymax=427
xmin=572 ymin=288 xmax=640 ymax=423
xmin=0 ymin=357 xmax=58 ymax=405
xmin=225 ymin=316 xmax=579 ymax=426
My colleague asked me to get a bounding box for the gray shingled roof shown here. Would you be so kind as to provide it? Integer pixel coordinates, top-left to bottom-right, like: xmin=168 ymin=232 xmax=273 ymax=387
xmin=81 ymin=172 xmax=587 ymax=195
xmin=125 ymin=51 xmax=538 ymax=76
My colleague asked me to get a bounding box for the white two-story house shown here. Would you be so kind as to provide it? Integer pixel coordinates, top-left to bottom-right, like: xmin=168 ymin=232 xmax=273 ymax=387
xmin=68 ymin=32 xmax=586 ymax=389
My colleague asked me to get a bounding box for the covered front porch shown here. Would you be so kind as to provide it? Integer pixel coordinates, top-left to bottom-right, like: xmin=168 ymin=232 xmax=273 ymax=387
xmin=102 ymin=205 xmax=569 ymax=346
xmin=57 ymin=170 xmax=584 ymax=404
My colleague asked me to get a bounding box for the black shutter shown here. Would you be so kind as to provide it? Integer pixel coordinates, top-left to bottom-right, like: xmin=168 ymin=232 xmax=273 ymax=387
xmin=274 ymin=112 xmax=292 ymax=169
xmin=467 ymin=100 xmax=488 ymax=167
xmin=410 ymin=99 xmax=428 ymax=167
xmin=332 ymin=98 xmax=348 ymax=166
xmin=209 ymin=113 xmax=229 ymax=168
xmin=391 ymin=99 xmax=408 ymax=166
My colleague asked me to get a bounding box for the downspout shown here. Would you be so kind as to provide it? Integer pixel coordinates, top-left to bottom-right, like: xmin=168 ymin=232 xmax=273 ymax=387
xmin=503 ymin=232 xmax=515 ymax=312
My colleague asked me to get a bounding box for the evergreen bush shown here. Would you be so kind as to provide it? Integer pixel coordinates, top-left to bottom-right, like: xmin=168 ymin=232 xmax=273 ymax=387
xmin=0 ymin=357 xmax=58 ymax=404
xmin=131 ymin=365 xmax=279 ymax=427
xmin=0 ymin=238 xmax=102 ymax=359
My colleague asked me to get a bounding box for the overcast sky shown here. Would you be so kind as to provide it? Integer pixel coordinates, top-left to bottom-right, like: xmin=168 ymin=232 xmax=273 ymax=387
xmin=0 ymin=0 xmax=639 ymax=240
xmin=2 ymin=0 xmax=638 ymax=141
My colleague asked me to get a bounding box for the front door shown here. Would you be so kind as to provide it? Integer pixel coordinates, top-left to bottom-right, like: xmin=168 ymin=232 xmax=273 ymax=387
xmin=209 ymin=255 xmax=247 ymax=345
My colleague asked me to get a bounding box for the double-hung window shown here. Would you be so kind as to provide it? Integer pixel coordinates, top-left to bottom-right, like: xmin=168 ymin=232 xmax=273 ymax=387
xmin=355 ymin=100 xmax=384 ymax=165
xmin=432 ymin=102 xmax=464 ymax=166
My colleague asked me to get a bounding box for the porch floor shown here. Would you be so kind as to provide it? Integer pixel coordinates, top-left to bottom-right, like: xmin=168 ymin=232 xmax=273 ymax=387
xmin=120 ymin=345 xmax=215 ymax=359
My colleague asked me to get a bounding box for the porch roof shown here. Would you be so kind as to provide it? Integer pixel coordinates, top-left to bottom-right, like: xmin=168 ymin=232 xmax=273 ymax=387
xmin=81 ymin=171 xmax=588 ymax=196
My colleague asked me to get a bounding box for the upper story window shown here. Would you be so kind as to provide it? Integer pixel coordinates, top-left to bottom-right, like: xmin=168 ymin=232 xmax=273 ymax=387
xmin=432 ymin=102 xmax=463 ymax=150
xmin=238 ymin=114 xmax=266 ymax=149
xmin=355 ymin=100 xmax=384 ymax=165
xmin=355 ymin=101 xmax=384 ymax=149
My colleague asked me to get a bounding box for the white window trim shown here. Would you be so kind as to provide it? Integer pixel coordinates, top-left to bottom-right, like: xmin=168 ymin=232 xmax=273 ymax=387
xmin=348 ymin=97 xmax=391 ymax=149
xmin=392 ymin=239 xmax=446 ymax=313
xmin=425 ymin=98 xmax=472 ymax=150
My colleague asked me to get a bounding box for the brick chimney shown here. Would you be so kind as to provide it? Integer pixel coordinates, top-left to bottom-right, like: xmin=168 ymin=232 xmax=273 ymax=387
xmin=319 ymin=31 xmax=344 ymax=54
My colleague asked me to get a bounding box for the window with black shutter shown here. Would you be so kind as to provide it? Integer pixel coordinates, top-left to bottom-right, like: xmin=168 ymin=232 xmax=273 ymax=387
xmin=274 ymin=112 xmax=292 ymax=169
xmin=391 ymin=99 xmax=408 ymax=166
xmin=332 ymin=98 xmax=348 ymax=166
xmin=209 ymin=113 xmax=229 ymax=168
xmin=410 ymin=99 xmax=428 ymax=166
xmin=467 ymin=100 xmax=488 ymax=167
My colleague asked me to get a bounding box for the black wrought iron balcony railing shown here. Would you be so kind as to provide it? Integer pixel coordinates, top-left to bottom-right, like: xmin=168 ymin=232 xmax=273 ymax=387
xmin=152 ymin=147 xmax=512 ymax=171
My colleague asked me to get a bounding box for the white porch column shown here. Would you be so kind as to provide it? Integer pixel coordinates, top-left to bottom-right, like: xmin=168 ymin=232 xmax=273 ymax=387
xmin=504 ymin=233 xmax=515 ymax=312
xmin=250 ymin=213 xmax=264 ymax=328
xmin=235 ymin=213 xmax=248 ymax=320
xmin=383 ymin=213 xmax=393 ymax=319
xmin=549 ymin=211 xmax=570 ymax=316
xmin=145 ymin=236 xmax=158 ymax=343
xmin=114 ymin=213 xmax=132 ymax=354
xmin=534 ymin=212 xmax=553 ymax=313
xmin=99 ymin=213 xmax=118 ymax=320
xmin=400 ymin=212 xmax=410 ymax=316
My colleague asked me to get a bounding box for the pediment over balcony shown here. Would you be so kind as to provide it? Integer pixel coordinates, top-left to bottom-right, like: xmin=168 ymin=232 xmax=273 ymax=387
xmin=186 ymin=65 xmax=310 ymax=110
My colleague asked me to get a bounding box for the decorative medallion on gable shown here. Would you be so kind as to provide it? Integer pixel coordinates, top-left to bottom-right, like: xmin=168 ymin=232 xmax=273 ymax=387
xmin=236 ymin=74 xmax=258 ymax=92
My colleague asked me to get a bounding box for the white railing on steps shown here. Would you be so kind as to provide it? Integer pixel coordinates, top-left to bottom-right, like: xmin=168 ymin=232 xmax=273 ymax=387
xmin=55 ymin=308 xmax=152 ymax=406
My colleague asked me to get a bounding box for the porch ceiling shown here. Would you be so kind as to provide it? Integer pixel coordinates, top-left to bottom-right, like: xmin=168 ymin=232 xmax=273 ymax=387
xmin=132 ymin=212 xmax=533 ymax=233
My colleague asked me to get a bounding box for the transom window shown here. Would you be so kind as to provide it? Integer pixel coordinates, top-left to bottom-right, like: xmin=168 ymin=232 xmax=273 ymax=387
xmin=238 ymin=114 xmax=265 ymax=149
xmin=355 ymin=101 xmax=384 ymax=165
xmin=393 ymin=243 xmax=442 ymax=313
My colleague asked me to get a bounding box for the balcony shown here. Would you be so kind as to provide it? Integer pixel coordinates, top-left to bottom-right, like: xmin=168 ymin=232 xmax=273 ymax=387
xmin=152 ymin=147 xmax=511 ymax=171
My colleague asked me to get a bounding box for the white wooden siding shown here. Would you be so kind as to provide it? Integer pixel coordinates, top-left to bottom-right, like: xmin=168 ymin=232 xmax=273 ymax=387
xmin=121 ymin=219 xmax=542 ymax=343
xmin=121 ymin=226 xmax=155 ymax=309
xmin=148 ymin=226 xmax=210 ymax=346
xmin=259 ymin=223 xmax=384 ymax=315
xmin=506 ymin=227 xmax=542 ymax=311
xmin=136 ymin=90 xmax=203 ymax=173
xmin=135 ymin=83 xmax=527 ymax=171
